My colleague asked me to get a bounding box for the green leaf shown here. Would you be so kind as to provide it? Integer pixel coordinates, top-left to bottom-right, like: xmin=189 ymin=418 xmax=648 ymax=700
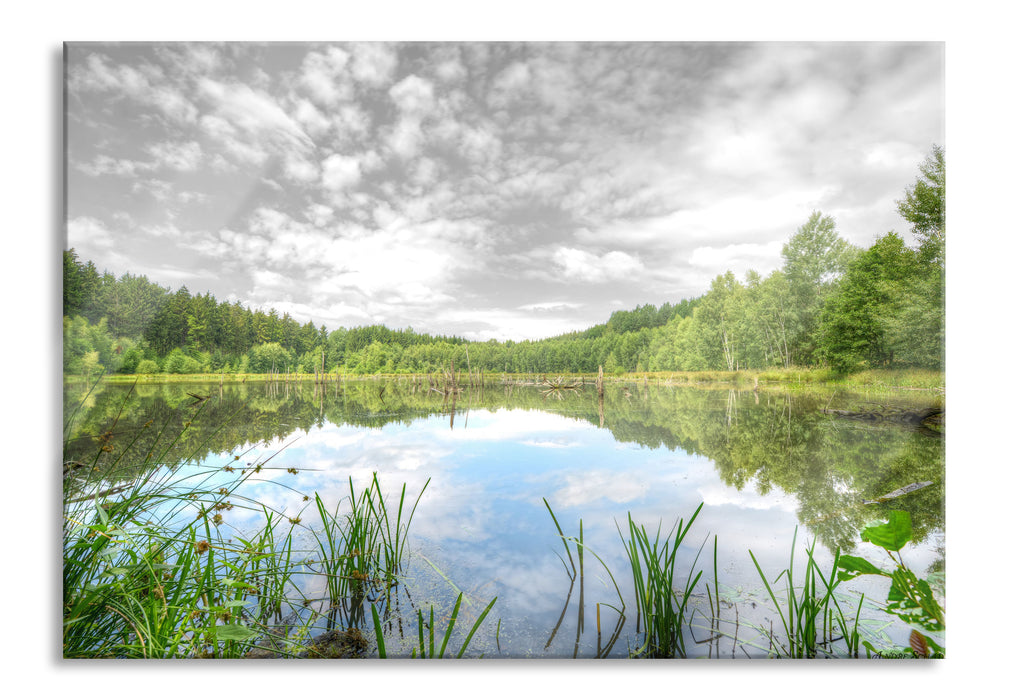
xmin=836 ymin=555 xmax=884 ymax=581
xmin=220 ymin=578 xmax=256 ymax=589
xmin=208 ymin=600 xmax=250 ymax=611
xmin=214 ymin=623 xmax=258 ymax=641
xmin=861 ymin=510 xmax=912 ymax=551
xmin=370 ymin=604 xmax=387 ymax=659
xmin=885 ymin=566 xmax=944 ymax=631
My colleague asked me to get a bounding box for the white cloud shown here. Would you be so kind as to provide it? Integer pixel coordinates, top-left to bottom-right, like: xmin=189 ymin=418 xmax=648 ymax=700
xmin=65 ymin=43 xmax=944 ymax=343
xmin=320 ymin=153 xmax=362 ymax=193
xmin=434 ymin=56 xmax=467 ymax=83
xmin=574 ymin=187 xmax=835 ymax=252
xmin=146 ymin=140 xmax=203 ymax=171
xmin=517 ymin=301 xmax=583 ymax=312
xmin=687 ymin=241 xmax=783 ymax=278
xmin=75 ymin=154 xmax=146 ymax=177
xmin=70 ymin=52 xmax=199 ymax=124
xmin=552 ymin=247 xmax=644 ymax=283
xmin=489 ymin=62 xmax=531 ymax=106
xmin=389 ymin=74 xmax=436 ymax=115
xmin=283 ymin=153 xmax=319 ymax=183
xmin=153 ymin=44 xmax=224 ymax=79
xmin=292 ymin=98 xmax=332 ymax=137
xmin=68 ymin=216 xmax=114 ymax=250
xmin=439 ymin=307 xmax=590 ymax=342
xmin=199 ymin=114 xmax=269 ymax=165
xmin=197 ymin=77 xmax=312 ymax=154
xmin=349 ymin=42 xmax=398 ymax=87
xmin=76 ymin=141 xmax=203 ymax=177
xmin=195 ymin=208 xmax=492 ymax=329
xmin=299 ymin=46 xmax=353 ymax=106
xmin=529 ymin=55 xmax=578 ymax=117
xmin=384 ymin=118 xmax=425 ymax=159
xmin=250 ymin=268 xmax=296 ymax=301
xmin=863 ymin=141 xmax=922 ymax=171
xmin=306 ymin=203 xmax=334 ymax=227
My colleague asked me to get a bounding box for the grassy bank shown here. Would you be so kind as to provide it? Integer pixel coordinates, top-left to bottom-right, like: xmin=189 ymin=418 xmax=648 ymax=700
xmin=74 ymin=367 xmax=944 ymax=395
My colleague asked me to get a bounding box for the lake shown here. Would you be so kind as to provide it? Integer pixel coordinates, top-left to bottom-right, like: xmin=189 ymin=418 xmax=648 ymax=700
xmin=63 ymin=377 xmax=945 ymax=658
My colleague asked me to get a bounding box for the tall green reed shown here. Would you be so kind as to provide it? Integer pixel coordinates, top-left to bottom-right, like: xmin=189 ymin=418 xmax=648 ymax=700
xmin=63 ymin=386 xmax=433 ymax=658
xmin=371 ymin=593 xmax=498 ymax=658
xmin=543 ymin=498 xmax=626 ymax=658
xmin=619 ymin=503 xmax=706 ymax=658
xmin=309 ymin=473 xmax=430 ymax=626
xmin=749 ymin=528 xmax=863 ymax=658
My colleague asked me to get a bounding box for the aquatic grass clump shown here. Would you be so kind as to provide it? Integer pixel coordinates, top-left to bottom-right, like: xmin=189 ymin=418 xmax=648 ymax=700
xmin=619 ymin=503 xmax=706 ymax=658
xmin=309 ymin=473 xmax=430 ymax=623
xmin=63 ymin=385 xmax=440 ymax=658
xmin=749 ymin=528 xmax=864 ymax=658
xmin=543 ymin=498 xmax=627 ymax=658
xmin=64 ymin=460 xmax=431 ymax=657
xmin=62 ymin=449 xmax=313 ymax=659
xmin=370 ymin=592 xmax=497 ymax=659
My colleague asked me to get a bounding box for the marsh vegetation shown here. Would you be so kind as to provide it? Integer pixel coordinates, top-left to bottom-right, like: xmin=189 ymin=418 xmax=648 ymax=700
xmin=64 ymin=376 xmax=943 ymax=658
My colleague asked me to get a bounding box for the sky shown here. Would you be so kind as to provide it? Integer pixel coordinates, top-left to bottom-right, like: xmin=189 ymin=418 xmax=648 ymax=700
xmin=65 ymin=41 xmax=944 ymax=342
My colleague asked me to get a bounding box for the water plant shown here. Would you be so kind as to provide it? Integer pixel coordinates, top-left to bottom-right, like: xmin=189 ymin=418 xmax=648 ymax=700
xmin=837 ymin=510 xmax=945 ymax=658
xmin=63 ymin=388 xmax=440 ymax=658
xmin=307 ymin=473 xmax=429 ymax=628
xmin=405 ymin=593 xmax=497 ymax=658
xmin=619 ymin=503 xmax=706 ymax=658
xmin=543 ymin=499 xmax=627 ymax=658
xmin=749 ymin=528 xmax=864 ymax=658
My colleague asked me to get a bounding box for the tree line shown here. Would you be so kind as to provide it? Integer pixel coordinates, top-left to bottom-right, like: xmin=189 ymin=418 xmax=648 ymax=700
xmin=63 ymin=146 xmax=943 ymax=378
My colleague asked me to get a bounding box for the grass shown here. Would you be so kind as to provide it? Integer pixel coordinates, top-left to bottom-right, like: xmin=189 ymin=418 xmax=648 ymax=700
xmin=63 ymin=465 xmax=282 ymax=658
xmin=748 ymin=528 xmax=864 ymax=658
xmin=540 ymin=500 xmax=932 ymax=660
xmin=307 ymin=473 xmax=429 ymax=627
xmin=80 ymin=367 xmax=944 ymax=395
xmin=543 ymin=498 xmax=627 ymax=658
xmin=619 ymin=504 xmax=707 ymax=658
xmin=63 ymin=388 xmax=472 ymax=659
xmin=373 ymin=592 xmax=498 ymax=659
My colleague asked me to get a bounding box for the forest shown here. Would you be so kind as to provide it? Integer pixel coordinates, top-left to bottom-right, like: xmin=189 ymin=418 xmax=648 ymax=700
xmin=62 ymin=146 xmax=944 ymax=379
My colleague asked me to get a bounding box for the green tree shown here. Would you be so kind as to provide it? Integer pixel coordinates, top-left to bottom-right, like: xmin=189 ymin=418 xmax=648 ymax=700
xmin=897 ymin=145 xmax=944 ymax=264
xmin=248 ymin=342 xmax=293 ymax=374
xmin=672 ymin=315 xmax=707 ymax=371
xmin=145 ymin=287 xmax=192 ymax=355
xmin=186 ymin=293 xmax=214 ymax=351
xmin=164 ymin=348 xmax=202 ymax=374
xmin=691 ymin=272 xmax=750 ymax=370
xmin=80 ymin=350 xmax=102 ymax=381
xmin=63 ymin=249 xmax=101 ymax=319
xmin=781 ymin=212 xmax=857 ymax=365
xmin=135 ymin=359 xmax=160 ymax=374
xmin=815 ymin=233 xmax=914 ymax=372
xmin=894 ymin=145 xmax=944 ymax=369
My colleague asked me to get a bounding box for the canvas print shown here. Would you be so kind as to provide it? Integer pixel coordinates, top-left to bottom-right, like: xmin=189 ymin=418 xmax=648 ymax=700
xmin=62 ymin=42 xmax=944 ymax=659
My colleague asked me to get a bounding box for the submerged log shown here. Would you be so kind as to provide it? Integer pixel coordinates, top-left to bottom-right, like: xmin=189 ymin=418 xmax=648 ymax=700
xmin=862 ymin=481 xmax=933 ymax=505
xmin=823 ymin=406 xmax=943 ymax=427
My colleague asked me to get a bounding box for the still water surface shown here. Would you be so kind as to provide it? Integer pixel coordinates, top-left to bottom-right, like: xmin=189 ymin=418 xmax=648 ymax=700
xmin=64 ymin=378 xmax=944 ymax=658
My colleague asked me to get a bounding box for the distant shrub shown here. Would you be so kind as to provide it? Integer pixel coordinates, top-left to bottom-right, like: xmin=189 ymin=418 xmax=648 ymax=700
xmin=135 ymin=359 xmax=160 ymax=374
xmin=164 ymin=349 xmax=203 ymax=374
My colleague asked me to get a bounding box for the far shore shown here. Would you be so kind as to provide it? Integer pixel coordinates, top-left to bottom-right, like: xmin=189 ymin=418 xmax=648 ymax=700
xmin=65 ymin=368 xmax=945 ymax=395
